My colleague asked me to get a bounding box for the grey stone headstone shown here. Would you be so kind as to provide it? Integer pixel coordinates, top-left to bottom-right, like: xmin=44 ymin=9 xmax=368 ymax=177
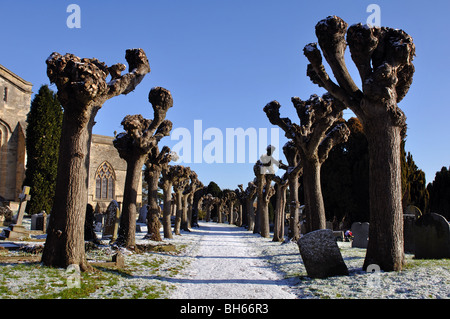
xmin=31 ymin=212 xmax=48 ymax=232
xmin=137 ymin=206 xmax=148 ymax=223
xmin=351 ymin=222 xmax=369 ymax=248
xmin=297 ymin=229 xmax=349 ymax=278
xmin=102 ymin=200 xmax=120 ymax=239
xmin=403 ymin=214 xmax=416 ymax=254
xmin=414 ymin=213 xmax=450 ymax=259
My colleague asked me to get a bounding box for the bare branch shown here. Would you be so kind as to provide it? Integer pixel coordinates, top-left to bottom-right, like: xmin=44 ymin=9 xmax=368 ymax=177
xmin=315 ymin=16 xmax=362 ymax=98
xmin=318 ymin=122 xmax=350 ymax=164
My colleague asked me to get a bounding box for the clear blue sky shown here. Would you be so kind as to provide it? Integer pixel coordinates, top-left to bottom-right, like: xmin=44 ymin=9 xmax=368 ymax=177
xmin=1 ymin=0 xmax=449 ymax=190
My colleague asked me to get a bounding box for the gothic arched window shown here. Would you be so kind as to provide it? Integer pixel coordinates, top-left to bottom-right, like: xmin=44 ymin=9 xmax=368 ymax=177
xmin=95 ymin=162 xmax=115 ymax=200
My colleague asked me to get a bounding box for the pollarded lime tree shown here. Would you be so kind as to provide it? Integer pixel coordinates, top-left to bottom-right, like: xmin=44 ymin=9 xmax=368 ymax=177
xmin=303 ymin=16 xmax=415 ymax=271
xmin=114 ymin=87 xmax=173 ymax=249
xmin=42 ymin=49 xmax=150 ymax=271
xmin=144 ymin=146 xmax=174 ymax=241
xmin=264 ymin=94 xmax=350 ymax=232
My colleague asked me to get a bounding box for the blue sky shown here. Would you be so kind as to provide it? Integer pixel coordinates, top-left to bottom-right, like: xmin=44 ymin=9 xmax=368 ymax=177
xmin=1 ymin=0 xmax=449 ymax=190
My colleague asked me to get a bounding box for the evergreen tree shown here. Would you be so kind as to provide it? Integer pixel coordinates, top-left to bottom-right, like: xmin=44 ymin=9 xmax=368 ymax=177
xmin=427 ymin=166 xmax=450 ymax=220
xmin=400 ymin=140 xmax=429 ymax=213
xmin=23 ymin=85 xmax=63 ymax=215
xmin=206 ymin=181 xmax=222 ymax=198
xmin=321 ymin=117 xmax=369 ymax=227
xmin=206 ymin=181 xmax=222 ymax=219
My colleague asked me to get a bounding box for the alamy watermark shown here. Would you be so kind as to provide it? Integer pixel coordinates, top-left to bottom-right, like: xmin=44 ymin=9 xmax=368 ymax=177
xmin=170 ymin=120 xmax=282 ymax=170
xmin=66 ymin=4 xmax=81 ymax=29
xmin=66 ymin=264 xmax=81 ymax=288
xmin=366 ymin=4 xmax=381 ymax=27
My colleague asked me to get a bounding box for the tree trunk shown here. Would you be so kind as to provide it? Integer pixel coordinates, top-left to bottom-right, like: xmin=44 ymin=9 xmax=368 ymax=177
xmin=229 ymin=202 xmax=234 ymax=225
xmin=181 ymin=194 xmax=190 ymax=231
xmin=246 ymin=198 xmax=255 ymax=232
xmin=118 ymin=155 xmax=145 ymax=248
xmin=259 ymin=199 xmax=270 ymax=238
xmin=302 ymin=158 xmax=326 ymax=232
xmin=217 ymin=203 xmax=223 ymax=223
xmin=288 ymin=175 xmax=301 ymax=241
xmin=187 ymin=194 xmax=193 ymax=228
xmin=273 ymin=183 xmax=287 ymax=242
xmin=146 ymin=169 xmax=162 ymax=241
xmin=174 ymin=191 xmax=183 ymax=235
xmin=162 ymin=182 xmax=173 ymax=239
xmin=363 ymin=119 xmax=405 ymax=272
xmin=41 ymin=108 xmax=98 ymax=272
xmin=236 ymin=205 xmax=243 ymax=227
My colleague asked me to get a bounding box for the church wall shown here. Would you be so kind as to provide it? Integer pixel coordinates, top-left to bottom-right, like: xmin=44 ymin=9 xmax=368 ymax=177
xmin=0 ymin=65 xmax=32 ymax=201
xmin=88 ymin=134 xmax=143 ymax=213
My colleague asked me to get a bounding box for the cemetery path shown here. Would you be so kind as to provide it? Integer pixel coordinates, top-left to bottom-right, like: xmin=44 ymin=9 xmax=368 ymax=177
xmin=169 ymin=222 xmax=297 ymax=299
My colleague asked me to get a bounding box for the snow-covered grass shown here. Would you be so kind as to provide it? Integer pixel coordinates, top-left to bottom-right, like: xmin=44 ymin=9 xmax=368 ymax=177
xmin=250 ymin=234 xmax=450 ymax=299
xmin=0 ymin=220 xmax=448 ymax=299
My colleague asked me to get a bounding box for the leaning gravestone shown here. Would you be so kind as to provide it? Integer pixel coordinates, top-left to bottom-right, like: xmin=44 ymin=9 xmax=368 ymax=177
xmin=297 ymin=229 xmax=349 ymax=278
xmin=102 ymin=200 xmax=120 ymax=240
xmin=351 ymin=222 xmax=369 ymax=248
xmin=3 ymin=186 xmax=31 ymax=239
xmin=414 ymin=213 xmax=450 ymax=259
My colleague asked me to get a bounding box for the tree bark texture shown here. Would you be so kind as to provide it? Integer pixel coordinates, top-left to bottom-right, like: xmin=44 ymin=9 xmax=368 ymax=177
xmin=174 ymin=190 xmax=183 ymax=235
xmin=145 ymin=168 xmax=162 ymax=241
xmin=363 ymin=117 xmax=405 ymax=271
xmin=42 ymin=110 xmax=97 ymax=271
xmin=302 ymin=159 xmax=326 ymax=232
xmin=273 ymin=181 xmax=288 ymax=242
xmin=161 ymin=180 xmax=173 ymax=239
xmin=117 ymin=155 xmax=145 ymax=248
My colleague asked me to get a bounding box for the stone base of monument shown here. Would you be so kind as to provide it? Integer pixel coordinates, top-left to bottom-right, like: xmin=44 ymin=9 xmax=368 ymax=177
xmin=2 ymin=224 xmax=31 ymax=240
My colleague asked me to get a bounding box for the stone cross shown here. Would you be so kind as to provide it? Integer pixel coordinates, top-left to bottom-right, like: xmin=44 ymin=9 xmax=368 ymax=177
xmin=2 ymin=186 xmax=31 ymax=239
xmin=14 ymin=186 xmax=31 ymax=226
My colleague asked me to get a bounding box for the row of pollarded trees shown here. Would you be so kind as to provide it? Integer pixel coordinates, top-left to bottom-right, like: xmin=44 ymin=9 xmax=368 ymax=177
xmin=226 ymin=15 xmax=416 ymax=273
xmin=261 ymin=16 xmax=416 ymax=272
xmin=39 ymin=49 xmax=208 ymax=271
xmin=157 ymin=164 xmax=204 ymax=239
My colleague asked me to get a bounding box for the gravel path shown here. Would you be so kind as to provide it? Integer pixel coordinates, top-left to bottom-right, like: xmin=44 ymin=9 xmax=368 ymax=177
xmin=169 ymin=222 xmax=297 ymax=299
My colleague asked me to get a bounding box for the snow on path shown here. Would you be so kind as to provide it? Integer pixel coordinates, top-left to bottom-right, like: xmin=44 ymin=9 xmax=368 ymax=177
xmin=169 ymin=222 xmax=297 ymax=299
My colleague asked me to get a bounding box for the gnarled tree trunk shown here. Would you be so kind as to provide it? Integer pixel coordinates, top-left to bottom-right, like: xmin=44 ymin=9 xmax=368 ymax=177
xmin=273 ymin=179 xmax=288 ymax=242
xmin=363 ymin=116 xmax=405 ymax=270
xmin=302 ymin=158 xmax=326 ymax=232
xmin=118 ymin=155 xmax=144 ymax=248
xmin=42 ymin=49 xmax=150 ymax=271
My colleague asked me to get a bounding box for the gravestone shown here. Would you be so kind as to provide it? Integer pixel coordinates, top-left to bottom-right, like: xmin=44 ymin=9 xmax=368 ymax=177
xmin=3 ymin=186 xmax=31 ymax=239
xmin=414 ymin=213 xmax=450 ymax=259
xmin=403 ymin=213 xmax=416 ymax=254
xmin=351 ymin=222 xmax=369 ymax=248
xmin=406 ymin=205 xmax=422 ymax=219
xmin=297 ymin=229 xmax=349 ymax=278
xmin=31 ymin=211 xmax=48 ymax=232
xmin=102 ymin=200 xmax=121 ymax=241
xmin=85 ymin=204 xmax=99 ymax=243
xmin=137 ymin=206 xmax=148 ymax=223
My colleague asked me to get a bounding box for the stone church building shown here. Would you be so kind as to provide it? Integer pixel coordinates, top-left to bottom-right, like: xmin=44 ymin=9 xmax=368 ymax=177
xmin=0 ymin=64 xmax=142 ymax=212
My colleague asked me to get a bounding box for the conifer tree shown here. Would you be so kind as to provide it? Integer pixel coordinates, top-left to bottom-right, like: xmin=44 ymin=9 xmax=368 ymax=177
xmin=24 ymin=85 xmax=63 ymax=215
